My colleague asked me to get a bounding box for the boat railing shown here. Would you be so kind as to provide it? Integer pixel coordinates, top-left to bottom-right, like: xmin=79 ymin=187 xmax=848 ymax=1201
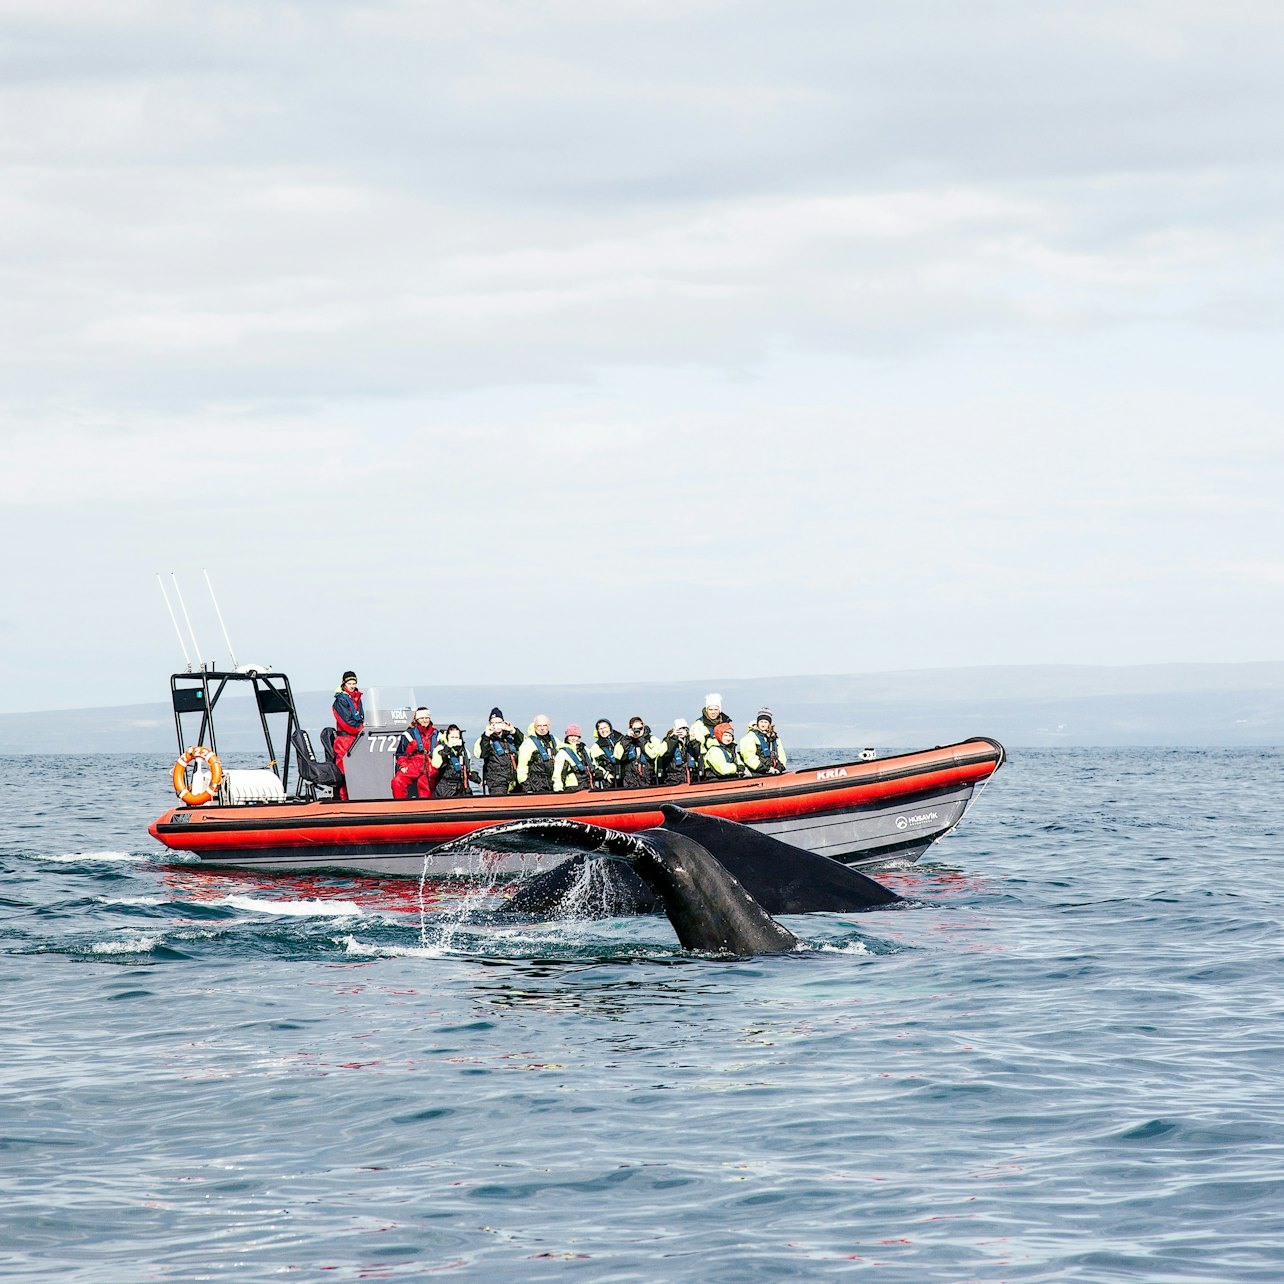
xmin=170 ymin=668 xmax=302 ymax=803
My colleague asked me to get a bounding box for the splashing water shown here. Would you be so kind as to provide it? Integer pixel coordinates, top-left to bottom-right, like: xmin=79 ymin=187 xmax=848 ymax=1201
xmin=547 ymin=855 xmax=626 ymax=920
xmin=416 ymin=841 xmax=513 ymax=951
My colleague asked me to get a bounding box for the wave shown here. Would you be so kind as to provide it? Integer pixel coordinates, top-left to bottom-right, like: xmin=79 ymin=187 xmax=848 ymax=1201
xmin=88 ymin=933 xmax=162 ymax=955
xmin=38 ymin=850 xmax=145 ymax=864
xmin=338 ymin=934 xmax=452 ymax=959
xmin=813 ymin=939 xmax=873 ymax=955
xmin=220 ymin=895 xmax=364 ymax=918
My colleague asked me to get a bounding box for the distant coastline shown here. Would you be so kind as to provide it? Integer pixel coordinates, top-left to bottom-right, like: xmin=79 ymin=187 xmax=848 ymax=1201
xmin=2 ymin=662 xmax=1281 ymax=754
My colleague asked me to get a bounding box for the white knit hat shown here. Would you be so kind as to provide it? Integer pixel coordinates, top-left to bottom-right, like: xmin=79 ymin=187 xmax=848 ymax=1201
xmin=704 ymin=692 xmax=722 ymax=708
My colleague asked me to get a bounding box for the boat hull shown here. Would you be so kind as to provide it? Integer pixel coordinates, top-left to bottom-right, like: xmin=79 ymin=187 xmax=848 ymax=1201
xmin=149 ymin=738 xmax=1004 ymax=878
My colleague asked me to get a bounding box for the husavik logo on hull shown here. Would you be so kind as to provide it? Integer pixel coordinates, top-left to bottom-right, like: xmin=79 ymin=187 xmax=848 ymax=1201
xmin=895 ymin=811 xmax=939 ymax=831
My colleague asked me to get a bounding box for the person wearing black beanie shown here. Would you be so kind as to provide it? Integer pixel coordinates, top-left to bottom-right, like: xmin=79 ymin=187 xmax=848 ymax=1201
xmin=473 ymin=708 xmax=523 ymax=795
xmin=741 ymin=709 xmax=788 ymax=776
xmin=590 ymin=718 xmax=625 ymax=789
xmin=331 ymin=670 xmax=365 ymax=799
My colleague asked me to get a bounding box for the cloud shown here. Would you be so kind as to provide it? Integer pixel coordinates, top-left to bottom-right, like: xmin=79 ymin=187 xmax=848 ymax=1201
xmin=0 ymin=1 xmax=1281 ymax=709
xmin=1219 ymin=560 xmax=1284 ymax=587
xmin=3 ymin=166 xmax=1276 ymax=413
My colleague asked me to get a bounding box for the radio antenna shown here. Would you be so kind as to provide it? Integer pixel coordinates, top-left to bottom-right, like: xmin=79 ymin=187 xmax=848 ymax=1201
xmin=170 ymin=573 xmax=205 ymax=669
xmin=157 ymin=573 xmax=193 ymax=670
xmin=204 ymin=569 xmax=239 ymax=671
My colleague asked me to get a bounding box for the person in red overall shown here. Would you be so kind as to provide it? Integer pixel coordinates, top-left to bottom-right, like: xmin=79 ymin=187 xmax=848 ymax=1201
xmin=391 ymin=707 xmax=439 ymax=800
xmin=331 ymin=670 xmax=365 ymax=800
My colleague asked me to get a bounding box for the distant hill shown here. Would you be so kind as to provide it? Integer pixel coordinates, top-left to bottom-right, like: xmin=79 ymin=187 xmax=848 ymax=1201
xmin=1 ymin=663 xmax=1281 ymax=754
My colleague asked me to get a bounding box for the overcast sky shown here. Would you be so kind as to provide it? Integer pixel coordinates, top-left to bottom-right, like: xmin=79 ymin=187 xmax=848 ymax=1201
xmin=3 ymin=1 xmax=1281 ymax=714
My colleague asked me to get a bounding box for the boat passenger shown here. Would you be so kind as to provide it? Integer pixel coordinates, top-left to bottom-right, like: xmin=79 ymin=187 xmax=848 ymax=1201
xmin=391 ymin=707 xmax=439 ymax=800
xmin=553 ymin=725 xmax=592 ymax=793
xmin=651 ymin=718 xmax=702 ymax=787
xmin=515 ymin=714 xmax=558 ymax=794
xmin=473 ymin=707 xmax=524 ymax=795
xmin=590 ymin=718 xmax=624 ymax=789
xmin=703 ymin=721 xmax=748 ymax=779
xmin=331 ymin=670 xmax=365 ymax=799
xmin=431 ymin=725 xmax=477 ymax=798
xmin=740 ymin=709 xmax=788 ymax=776
xmin=690 ymin=693 xmax=729 ymax=750
xmin=619 ymin=716 xmax=661 ymax=790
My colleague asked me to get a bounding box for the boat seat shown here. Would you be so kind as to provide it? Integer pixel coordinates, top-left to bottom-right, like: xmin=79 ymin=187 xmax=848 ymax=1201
xmin=319 ymin=726 xmax=338 ymax=764
xmin=291 ymin=728 xmax=344 ymax=800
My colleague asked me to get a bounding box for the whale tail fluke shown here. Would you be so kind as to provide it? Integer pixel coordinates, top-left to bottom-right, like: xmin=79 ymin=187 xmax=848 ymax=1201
xmin=657 ymin=805 xmax=903 ymax=912
xmin=620 ymin=827 xmax=799 ymax=956
xmin=462 ymin=809 xmax=900 ymax=957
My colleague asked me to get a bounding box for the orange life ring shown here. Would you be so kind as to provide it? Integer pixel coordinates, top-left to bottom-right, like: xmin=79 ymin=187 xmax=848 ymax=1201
xmin=171 ymin=745 xmax=224 ymax=806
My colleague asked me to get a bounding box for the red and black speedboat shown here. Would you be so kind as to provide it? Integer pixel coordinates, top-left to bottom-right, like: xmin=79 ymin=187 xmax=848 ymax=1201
xmin=149 ymin=668 xmax=1005 ymax=877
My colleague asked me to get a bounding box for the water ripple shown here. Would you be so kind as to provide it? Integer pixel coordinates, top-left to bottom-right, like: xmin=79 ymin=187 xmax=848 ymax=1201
xmin=1 ymin=748 xmax=1283 ymax=1279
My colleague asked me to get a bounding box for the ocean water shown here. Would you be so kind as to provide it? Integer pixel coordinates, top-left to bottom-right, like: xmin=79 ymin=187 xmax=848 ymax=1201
xmin=2 ymin=747 xmax=1283 ymax=1281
